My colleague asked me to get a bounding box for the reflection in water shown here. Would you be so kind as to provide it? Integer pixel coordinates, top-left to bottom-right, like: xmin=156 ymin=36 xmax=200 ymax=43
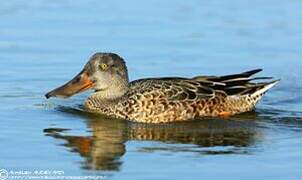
xmin=44 ymin=107 xmax=261 ymax=171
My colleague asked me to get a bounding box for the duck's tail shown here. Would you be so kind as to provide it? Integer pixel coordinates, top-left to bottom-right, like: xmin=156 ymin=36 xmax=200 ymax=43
xmin=226 ymin=79 xmax=280 ymax=114
xmin=194 ymin=69 xmax=279 ymax=96
xmin=250 ymin=79 xmax=280 ymax=98
xmin=195 ymin=69 xmax=280 ymax=115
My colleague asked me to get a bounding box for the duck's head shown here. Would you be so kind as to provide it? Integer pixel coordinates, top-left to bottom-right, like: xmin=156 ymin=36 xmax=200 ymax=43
xmin=45 ymin=53 xmax=129 ymax=99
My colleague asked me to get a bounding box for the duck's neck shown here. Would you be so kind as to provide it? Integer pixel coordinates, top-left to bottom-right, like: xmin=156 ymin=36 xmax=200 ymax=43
xmin=84 ymin=75 xmax=130 ymax=114
xmin=89 ymin=83 xmax=129 ymax=102
xmin=85 ymin=88 xmax=128 ymax=114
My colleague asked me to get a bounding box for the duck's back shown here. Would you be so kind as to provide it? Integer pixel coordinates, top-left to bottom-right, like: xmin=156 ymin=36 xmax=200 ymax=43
xmin=113 ymin=69 xmax=279 ymax=123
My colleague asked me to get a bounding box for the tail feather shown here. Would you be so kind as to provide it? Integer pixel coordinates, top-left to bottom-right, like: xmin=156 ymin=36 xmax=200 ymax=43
xmin=251 ymin=80 xmax=280 ymax=97
xmin=201 ymin=69 xmax=264 ymax=87
xmin=241 ymin=69 xmax=263 ymax=76
xmin=221 ymin=76 xmax=273 ymax=86
xmin=225 ymin=79 xmax=279 ymax=114
xmin=193 ymin=69 xmax=279 ymax=96
xmin=218 ymin=69 xmax=262 ymax=81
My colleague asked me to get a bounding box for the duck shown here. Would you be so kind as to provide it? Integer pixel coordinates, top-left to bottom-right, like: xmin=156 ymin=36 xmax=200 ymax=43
xmin=45 ymin=52 xmax=279 ymax=123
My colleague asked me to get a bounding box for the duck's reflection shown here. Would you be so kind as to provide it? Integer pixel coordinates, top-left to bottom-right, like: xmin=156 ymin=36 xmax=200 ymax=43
xmin=44 ymin=107 xmax=261 ymax=171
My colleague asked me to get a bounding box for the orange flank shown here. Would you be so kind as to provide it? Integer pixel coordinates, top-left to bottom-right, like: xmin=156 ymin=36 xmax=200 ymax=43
xmin=219 ymin=111 xmax=232 ymax=118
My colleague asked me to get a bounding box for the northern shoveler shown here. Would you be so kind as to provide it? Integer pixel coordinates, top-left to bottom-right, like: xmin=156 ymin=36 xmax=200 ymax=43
xmin=45 ymin=53 xmax=279 ymax=123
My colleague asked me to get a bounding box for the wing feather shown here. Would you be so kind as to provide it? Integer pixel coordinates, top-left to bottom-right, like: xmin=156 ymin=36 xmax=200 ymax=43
xmin=129 ymin=69 xmax=276 ymax=100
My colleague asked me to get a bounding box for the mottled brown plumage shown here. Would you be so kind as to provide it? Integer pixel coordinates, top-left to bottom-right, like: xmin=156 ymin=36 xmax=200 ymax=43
xmin=46 ymin=53 xmax=279 ymax=123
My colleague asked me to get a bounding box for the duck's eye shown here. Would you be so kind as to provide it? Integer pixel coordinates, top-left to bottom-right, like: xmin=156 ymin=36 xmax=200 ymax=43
xmin=99 ymin=63 xmax=109 ymax=71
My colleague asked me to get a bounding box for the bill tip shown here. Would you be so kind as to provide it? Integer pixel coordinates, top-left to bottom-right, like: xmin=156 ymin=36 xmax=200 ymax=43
xmin=45 ymin=92 xmax=52 ymax=99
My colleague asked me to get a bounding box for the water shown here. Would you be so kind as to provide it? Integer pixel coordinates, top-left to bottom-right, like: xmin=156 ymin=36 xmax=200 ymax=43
xmin=1 ymin=0 xmax=302 ymax=179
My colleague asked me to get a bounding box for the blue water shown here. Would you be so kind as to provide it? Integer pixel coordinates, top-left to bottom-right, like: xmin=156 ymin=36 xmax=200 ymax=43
xmin=1 ymin=0 xmax=302 ymax=179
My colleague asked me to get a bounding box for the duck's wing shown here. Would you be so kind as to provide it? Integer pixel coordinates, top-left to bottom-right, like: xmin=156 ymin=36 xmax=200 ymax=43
xmin=130 ymin=77 xmax=216 ymax=101
xmin=129 ymin=69 xmax=278 ymax=102
xmin=193 ymin=69 xmax=279 ymax=96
